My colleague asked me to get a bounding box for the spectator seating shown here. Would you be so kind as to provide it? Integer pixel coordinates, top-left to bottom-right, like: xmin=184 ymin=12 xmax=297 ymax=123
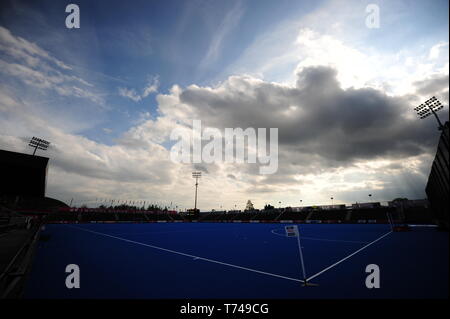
xmin=308 ymin=209 xmax=347 ymax=221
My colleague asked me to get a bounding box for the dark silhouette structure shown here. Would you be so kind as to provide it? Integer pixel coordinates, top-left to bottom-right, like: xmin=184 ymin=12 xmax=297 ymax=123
xmin=426 ymin=121 xmax=449 ymax=229
xmin=0 ymin=149 xmax=49 ymax=198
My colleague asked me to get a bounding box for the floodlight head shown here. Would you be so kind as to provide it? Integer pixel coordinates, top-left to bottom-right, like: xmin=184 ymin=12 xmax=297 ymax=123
xmin=415 ymin=103 xmax=431 ymax=119
xmin=28 ymin=136 xmax=50 ymax=155
xmin=192 ymin=171 xmax=202 ymax=178
xmin=415 ymin=96 xmax=445 ymax=119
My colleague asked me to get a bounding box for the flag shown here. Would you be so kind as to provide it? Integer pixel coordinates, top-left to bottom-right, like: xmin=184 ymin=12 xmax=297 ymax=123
xmin=285 ymin=225 xmax=299 ymax=237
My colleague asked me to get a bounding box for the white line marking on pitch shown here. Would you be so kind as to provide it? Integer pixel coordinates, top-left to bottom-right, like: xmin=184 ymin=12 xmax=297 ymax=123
xmin=306 ymin=231 xmax=392 ymax=282
xmin=67 ymin=225 xmax=305 ymax=284
xmin=270 ymin=229 xmax=368 ymax=244
xmin=111 ymin=228 xmax=219 ymax=236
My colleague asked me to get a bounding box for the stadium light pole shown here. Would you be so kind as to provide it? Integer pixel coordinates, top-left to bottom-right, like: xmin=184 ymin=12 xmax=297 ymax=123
xmin=414 ymin=96 xmax=445 ymax=130
xmin=28 ymin=137 xmax=50 ymax=156
xmin=331 ymin=197 xmax=334 ymax=206
xmin=192 ymin=171 xmax=202 ymax=211
xmin=414 ymin=96 xmax=449 ymax=162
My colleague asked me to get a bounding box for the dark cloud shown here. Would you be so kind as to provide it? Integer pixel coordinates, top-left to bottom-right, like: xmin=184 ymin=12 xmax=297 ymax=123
xmin=413 ymin=75 xmax=449 ymax=96
xmin=179 ymin=66 xmax=445 ymax=175
xmin=193 ymin=163 xmax=209 ymax=174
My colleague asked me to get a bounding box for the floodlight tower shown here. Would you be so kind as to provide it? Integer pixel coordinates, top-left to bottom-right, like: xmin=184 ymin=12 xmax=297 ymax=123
xmin=414 ymin=96 xmax=445 ymax=130
xmin=192 ymin=171 xmax=202 ymax=211
xmin=28 ymin=137 xmax=50 ymax=156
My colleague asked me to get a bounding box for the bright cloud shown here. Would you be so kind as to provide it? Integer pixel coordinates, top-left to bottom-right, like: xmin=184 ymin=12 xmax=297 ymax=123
xmin=119 ymin=75 xmax=160 ymax=102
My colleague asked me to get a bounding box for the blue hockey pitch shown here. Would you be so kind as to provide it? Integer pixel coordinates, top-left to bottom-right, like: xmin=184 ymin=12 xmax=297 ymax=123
xmin=25 ymin=223 xmax=448 ymax=299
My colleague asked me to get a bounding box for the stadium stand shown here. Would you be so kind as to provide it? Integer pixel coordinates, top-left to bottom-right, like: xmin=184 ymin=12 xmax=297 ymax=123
xmin=236 ymin=212 xmax=259 ymax=220
xmin=45 ymin=211 xmax=79 ymax=222
xmin=0 ymin=150 xmax=48 ymax=198
xmin=171 ymin=214 xmax=184 ymax=221
xmin=307 ymin=209 xmax=347 ymax=222
xmin=28 ymin=198 xmax=434 ymax=225
xmin=348 ymin=207 xmax=396 ymax=222
xmin=80 ymin=211 xmax=117 ymax=222
xmin=199 ymin=211 xmax=226 ymax=221
xmin=116 ymin=211 xmax=146 ymax=222
xmin=250 ymin=209 xmax=279 ymax=221
xmin=273 ymin=210 xmax=309 ymax=221
xmin=425 ymin=121 xmax=449 ymax=229
xmin=403 ymin=207 xmax=433 ymax=224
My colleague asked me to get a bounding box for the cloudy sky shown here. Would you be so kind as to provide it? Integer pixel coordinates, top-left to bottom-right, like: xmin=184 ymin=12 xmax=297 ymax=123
xmin=0 ymin=0 xmax=448 ymax=210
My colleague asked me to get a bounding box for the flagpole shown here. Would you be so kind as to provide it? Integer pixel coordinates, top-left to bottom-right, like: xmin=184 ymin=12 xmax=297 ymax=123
xmin=295 ymin=226 xmax=307 ymax=284
xmin=386 ymin=212 xmax=394 ymax=231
